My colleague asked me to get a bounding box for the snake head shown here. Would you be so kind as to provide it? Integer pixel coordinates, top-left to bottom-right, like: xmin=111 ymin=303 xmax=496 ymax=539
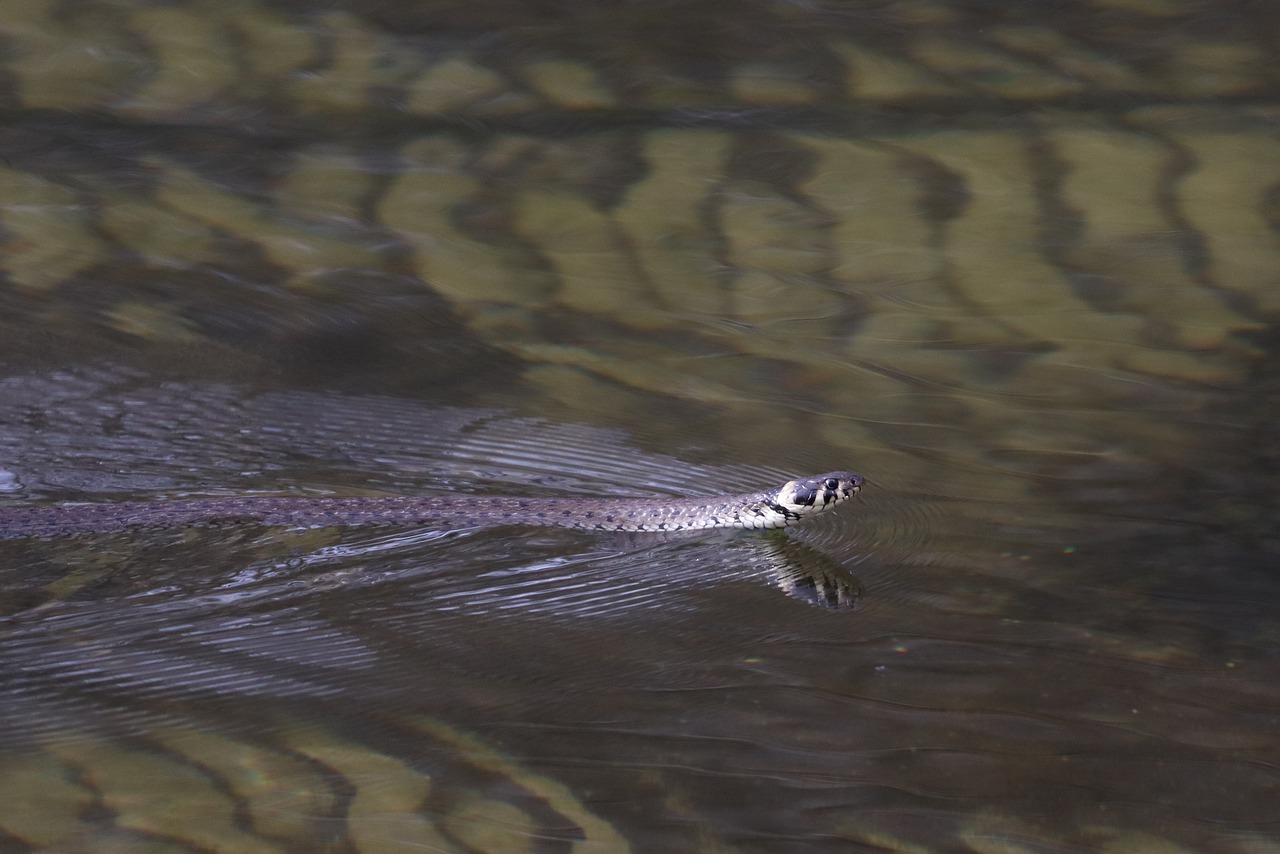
xmin=776 ymin=471 xmax=864 ymax=516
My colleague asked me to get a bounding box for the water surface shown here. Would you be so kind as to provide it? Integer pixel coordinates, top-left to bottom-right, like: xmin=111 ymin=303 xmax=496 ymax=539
xmin=1 ymin=0 xmax=1278 ymax=851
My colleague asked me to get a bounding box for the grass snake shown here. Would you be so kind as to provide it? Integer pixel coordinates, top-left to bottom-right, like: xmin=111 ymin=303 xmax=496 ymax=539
xmin=0 ymin=472 xmax=863 ymax=539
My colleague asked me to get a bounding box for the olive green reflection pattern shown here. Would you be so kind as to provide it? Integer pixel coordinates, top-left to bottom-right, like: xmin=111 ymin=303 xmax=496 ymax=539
xmin=0 ymin=5 xmax=1276 ymax=852
xmin=1 ymin=0 xmax=1275 ymax=529
xmin=0 ymin=719 xmax=631 ymax=852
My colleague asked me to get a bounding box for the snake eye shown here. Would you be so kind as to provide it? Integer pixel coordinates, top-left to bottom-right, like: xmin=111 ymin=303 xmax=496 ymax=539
xmin=824 ymin=478 xmax=839 ymax=490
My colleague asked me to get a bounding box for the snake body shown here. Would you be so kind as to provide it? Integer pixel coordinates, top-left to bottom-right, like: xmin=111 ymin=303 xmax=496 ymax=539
xmin=0 ymin=472 xmax=863 ymax=539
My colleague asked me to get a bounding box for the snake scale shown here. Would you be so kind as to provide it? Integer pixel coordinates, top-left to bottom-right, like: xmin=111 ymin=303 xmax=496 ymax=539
xmin=0 ymin=472 xmax=863 ymax=539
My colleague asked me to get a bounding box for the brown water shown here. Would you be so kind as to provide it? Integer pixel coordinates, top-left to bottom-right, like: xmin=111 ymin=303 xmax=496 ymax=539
xmin=1 ymin=1 xmax=1278 ymax=851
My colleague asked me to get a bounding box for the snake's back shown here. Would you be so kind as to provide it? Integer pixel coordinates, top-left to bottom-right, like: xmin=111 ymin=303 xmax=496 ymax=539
xmin=0 ymin=472 xmax=863 ymax=539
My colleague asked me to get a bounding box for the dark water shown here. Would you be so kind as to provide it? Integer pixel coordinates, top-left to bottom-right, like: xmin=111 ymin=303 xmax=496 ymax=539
xmin=1 ymin=0 xmax=1279 ymax=851
xmin=2 ymin=369 xmax=1275 ymax=851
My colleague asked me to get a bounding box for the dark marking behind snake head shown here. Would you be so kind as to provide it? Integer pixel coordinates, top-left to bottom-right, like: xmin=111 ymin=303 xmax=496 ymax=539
xmin=778 ymin=471 xmax=864 ymax=513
